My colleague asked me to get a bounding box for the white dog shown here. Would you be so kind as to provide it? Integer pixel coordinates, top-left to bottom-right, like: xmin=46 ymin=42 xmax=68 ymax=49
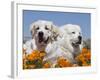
xmin=60 ymin=24 xmax=83 ymax=57
xmin=45 ymin=24 xmax=83 ymax=66
xmin=23 ymin=20 xmax=59 ymax=54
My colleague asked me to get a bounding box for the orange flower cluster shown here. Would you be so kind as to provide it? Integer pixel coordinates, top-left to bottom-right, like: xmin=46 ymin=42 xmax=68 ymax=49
xmin=75 ymin=48 xmax=91 ymax=66
xmin=43 ymin=61 xmax=51 ymax=68
xmin=26 ymin=50 xmax=45 ymax=61
xmin=55 ymin=57 xmax=73 ymax=67
xmin=55 ymin=48 xmax=91 ymax=68
xmin=23 ymin=50 xmax=51 ymax=69
xmin=23 ymin=48 xmax=91 ymax=69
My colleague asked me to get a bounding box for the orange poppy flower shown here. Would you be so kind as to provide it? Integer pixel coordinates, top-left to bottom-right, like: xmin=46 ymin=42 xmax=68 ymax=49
xmin=43 ymin=62 xmax=51 ymax=68
xmin=57 ymin=57 xmax=73 ymax=67
xmin=82 ymin=48 xmax=88 ymax=53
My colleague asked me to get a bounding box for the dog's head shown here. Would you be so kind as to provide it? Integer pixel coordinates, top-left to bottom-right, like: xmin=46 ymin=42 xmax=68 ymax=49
xmin=63 ymin=24 xmax=82 ymax=47
xmin=30 ymin=20 xmax=58 ymax=45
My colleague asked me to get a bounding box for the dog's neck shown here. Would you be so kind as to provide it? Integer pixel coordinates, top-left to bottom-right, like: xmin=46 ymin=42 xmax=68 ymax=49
xmin=72 ymin=44 xmax=81 ymax=57
xmin=35 ymin=39 xmax=47 ymax=52
xmin=37 ymin=44 xmax=46 ymax=51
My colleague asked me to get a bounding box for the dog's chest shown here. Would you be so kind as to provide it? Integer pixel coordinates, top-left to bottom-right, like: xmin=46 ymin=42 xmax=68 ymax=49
xmin=73 ymin=46 xmax=80 ymax=57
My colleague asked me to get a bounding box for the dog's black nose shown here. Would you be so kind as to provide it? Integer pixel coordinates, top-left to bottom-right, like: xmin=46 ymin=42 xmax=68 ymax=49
xmin=78 ymin=36 xmax=82 ymax=41
xmin=38 ymin=31 xmax=43 ymax=37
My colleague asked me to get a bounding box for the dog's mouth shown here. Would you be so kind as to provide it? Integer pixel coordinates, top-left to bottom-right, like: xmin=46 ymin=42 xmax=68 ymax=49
xmin=38 ymin=37 xmax=49 ymax=44
xmin=75 ymin=36 xmax=82 ymax=45
xmin=44 ymin=37 xmax=49 ymax=43
xmin=38 ymin=37 xmax=44 ymax=43
xmin=76 ymin=40 xmax=82 ymax=44
xmin=72 ymin=36 xmax=82 ymax=46
xmin=72 ymin=40 xmax=82 ymax=47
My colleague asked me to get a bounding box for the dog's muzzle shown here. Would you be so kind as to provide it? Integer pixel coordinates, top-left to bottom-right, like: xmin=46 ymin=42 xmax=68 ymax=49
xmin=76 ymin=36 xmax=82 ymax=44
xmin=38 ymin=31 xmax=49 ymax=43
xmin=72 ymin=36 xmax=82 ymax=46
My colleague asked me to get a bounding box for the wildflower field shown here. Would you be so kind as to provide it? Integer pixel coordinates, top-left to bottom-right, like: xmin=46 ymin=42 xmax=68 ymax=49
xmin=23 ymin=48 xmax=91 ymax=69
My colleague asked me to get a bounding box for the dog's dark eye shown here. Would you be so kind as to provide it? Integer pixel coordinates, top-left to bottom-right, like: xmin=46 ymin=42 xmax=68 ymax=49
xmin=45 ymin=25 xmax=49 ymax=30
xmin=72 ymin=32 xmax=75 ymax=34
xmin=36 ymin=27 xmax=39 ymax=30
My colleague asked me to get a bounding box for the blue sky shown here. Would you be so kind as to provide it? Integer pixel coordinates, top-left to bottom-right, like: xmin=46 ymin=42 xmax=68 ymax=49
xmin=23 ymin=10 xmax=91 ymax=39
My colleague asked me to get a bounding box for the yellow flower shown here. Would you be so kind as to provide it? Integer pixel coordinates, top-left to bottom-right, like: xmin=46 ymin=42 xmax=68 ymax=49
xmin=23 ymin=49 xmax=47 ymax=69
xmin=75 ymin=48 xmax=91 ymax=66
xmin=26 ymin=54 xmax=34 ymax=61
xmin=43 ymin=62 xmax=51 ymax=68
xmin=57 ymin=57 xmax=73 ymax=67
xmin=40 ymin=52 xmax=46 ymax=57
xmin=82 ymin=48 xmax=88 ymax=53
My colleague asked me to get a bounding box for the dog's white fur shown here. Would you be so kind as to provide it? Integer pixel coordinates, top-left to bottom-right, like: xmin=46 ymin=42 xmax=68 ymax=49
xmin=24 ymin=20 xmax=58 ymax=54
xmin=44 ymin=24 xmax=83 ymax=66
xmin=60 ymin=24 xmax=83 ymax=57
xmin=23 ymin=20 xmax=83 ymax=67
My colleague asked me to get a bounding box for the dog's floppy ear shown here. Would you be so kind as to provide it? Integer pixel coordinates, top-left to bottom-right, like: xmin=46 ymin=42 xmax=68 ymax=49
xmin=51 ymin=25 xmax=59 ymax=41
xmin=30 ymin=22 xmax=35 ymax=39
